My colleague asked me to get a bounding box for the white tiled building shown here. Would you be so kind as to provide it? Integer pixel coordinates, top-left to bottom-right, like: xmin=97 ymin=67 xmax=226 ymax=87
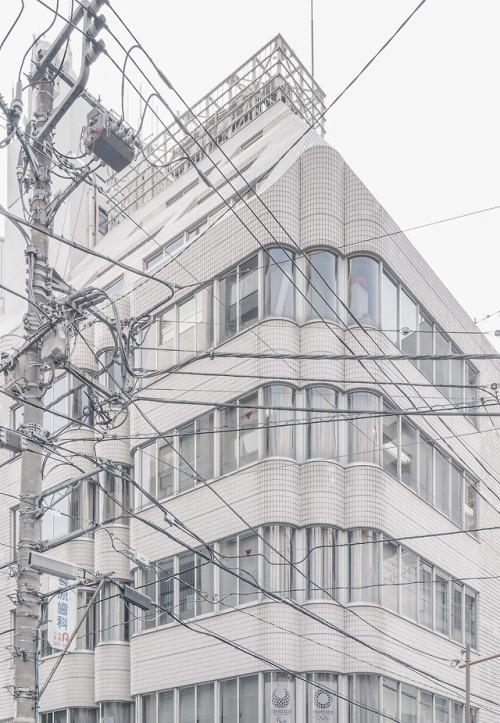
xmin=1 ymin=35 xmax=499 ymax=723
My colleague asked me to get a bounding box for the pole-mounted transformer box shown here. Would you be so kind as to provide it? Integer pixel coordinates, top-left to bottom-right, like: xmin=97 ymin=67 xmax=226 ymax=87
xmin=83 ymin=108 xmax=136 ymax=172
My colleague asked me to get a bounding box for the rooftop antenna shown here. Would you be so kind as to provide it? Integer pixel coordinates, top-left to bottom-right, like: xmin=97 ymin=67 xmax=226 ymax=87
xmin=310 ymin=0 xmax=315 ymax=78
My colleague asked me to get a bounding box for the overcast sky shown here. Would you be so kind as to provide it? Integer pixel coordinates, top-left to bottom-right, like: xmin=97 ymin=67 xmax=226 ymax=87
xmin=1 ymin=0 xmax=499 ymax=345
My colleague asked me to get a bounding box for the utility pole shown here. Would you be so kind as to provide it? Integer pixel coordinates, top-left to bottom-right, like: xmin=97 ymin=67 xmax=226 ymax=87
xmin=458 ymin=644 xmax=500 ymax=723
xmin=13 ymin=64 xmax=54 ymax=723
xmin=6 ymin=4 xmax=138 ymax=720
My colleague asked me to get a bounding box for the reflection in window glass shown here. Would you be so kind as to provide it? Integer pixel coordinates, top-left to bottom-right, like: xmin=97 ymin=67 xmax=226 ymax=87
xmin=306 ymin=250 xmax=337 ymax=321
xmin=349 ymin=256 xmax=379 ymax=327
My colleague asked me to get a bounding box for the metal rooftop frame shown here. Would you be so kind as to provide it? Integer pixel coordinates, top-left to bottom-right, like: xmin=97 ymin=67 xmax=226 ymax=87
xmin=106 ymin=35 xmax=326 ymax=227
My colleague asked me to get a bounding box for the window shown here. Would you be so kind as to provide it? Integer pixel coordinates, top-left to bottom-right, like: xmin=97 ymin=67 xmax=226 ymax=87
xmin=220 ymin=532 xmax=259 ymax=607
xmin=349 ymin=676 xmax=474 ymax=723
xmin=305 ymin=527 xmax=336 ymax=600
xmin=99 ymin=349 xmax=124 ymax=394
xmin=347 ymin=392 xmax=379 ymax=464
xmin=264 ymin=385 xmax=295 ymax=458
xmin=99 ymin=702 xmax=134 ymax=723
xmin=104 ymin=276 xmax=124 ymax=298
xmin=99 ymin=466 xmax=131 ymax=523
xmin=350 ymin=529 xmax=478 ymax=645
xmin=222 ymin=675 xmax=258 ymax=723
xmin=71 ymin=383 xmax=94 ymax=427
xmin=178 ymin=413 xmax=214 ymax=491
xmin=135 ymin=415 xmax=214 ymax=503
xmin=44 ymin=374 xmax=68 ymax=435
xmin=349 ymin=530 xmax=380 ymax=604
xmin=264 ymin=247 xmax=295 ymax=319
xmin=159 ymin=285 xmax=213 ymax=368
xmin=221 ymin=254 xmax=259 ymax=339
xmin=99 ymin=581 xmax=129 ymax=642
xmin=263 ymin=525 xmax=294 ymax=598
xmin=305 ymin=250 xmax=337 ymax=321
xmin=400 ymin=290 xmax=417 ymax=355
xmin=382 ymin=272 xmax=398 ymax=344
xmin=146 ymin=235 xmax=184 ymax=269
xmin=349 ymin=256 xmax=379 ymax=327
xmin=98 ymin=206 xmax=108 ymax=236
xmin=306 ymin=387 xmax=337 ymax=459
xmin=221 ymin=393 xmax=259 ymax=475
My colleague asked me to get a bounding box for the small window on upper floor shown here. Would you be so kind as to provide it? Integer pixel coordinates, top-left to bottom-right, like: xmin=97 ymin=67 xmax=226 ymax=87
xmin=98 ymin=206 xmax=108 ymax=237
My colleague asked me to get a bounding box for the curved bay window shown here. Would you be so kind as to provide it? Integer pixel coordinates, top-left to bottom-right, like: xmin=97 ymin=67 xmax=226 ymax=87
xmin=98 ymin=581 xmax=129 ymax=642
xmin=220 ymin=254 xmax=259 ymax=339
xmin=305 ymin=249 xmax=337 ymax=321
xmin=306 ymin=387 xmax=337 ymax=459
xmin=305 ymin=527 xmax=336 ymax=601
xmin=348 ymin=256 xmax=379 ymax=327
xmin=347 ymin=392 xmax=380 ymax=464
xmin=221 ymin=392 xmax=259 ymax=474
xmin=264 ymin=385 xmax=295 ymax=458
xmin=99 ymin=466 xmax=131 ymax=523
xmin=264 ymin=247 xmax=295 ymax=319
xmin=349 ymin=529 xmax=477 ymax=647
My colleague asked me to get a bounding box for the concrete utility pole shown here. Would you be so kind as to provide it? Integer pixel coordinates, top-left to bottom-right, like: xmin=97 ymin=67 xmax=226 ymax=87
xmin=7 ymin=4 xmax=138 ymax=720
xmin=458 ymin=644 xmax=500 ymax=723
xmin=13 ymin=66 xmax=54 ymax=723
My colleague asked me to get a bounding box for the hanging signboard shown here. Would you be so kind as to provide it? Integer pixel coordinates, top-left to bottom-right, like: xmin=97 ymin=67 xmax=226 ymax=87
xmin=47 ymin=576 xmax=78 ymax=651
xmin=310 ymin=685 xmax=336 ymax=722
xmin=265 ymin=675 xmax=295 ymax=723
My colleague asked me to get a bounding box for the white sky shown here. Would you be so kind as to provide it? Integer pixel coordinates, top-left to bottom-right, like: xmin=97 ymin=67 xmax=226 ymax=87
xmin=1 ymin=0 xmax=499 ymax=343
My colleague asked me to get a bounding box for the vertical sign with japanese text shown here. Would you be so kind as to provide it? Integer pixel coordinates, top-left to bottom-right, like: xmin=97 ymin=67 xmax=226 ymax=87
xmin=47 ymin=576 xmax=78 ymax=651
